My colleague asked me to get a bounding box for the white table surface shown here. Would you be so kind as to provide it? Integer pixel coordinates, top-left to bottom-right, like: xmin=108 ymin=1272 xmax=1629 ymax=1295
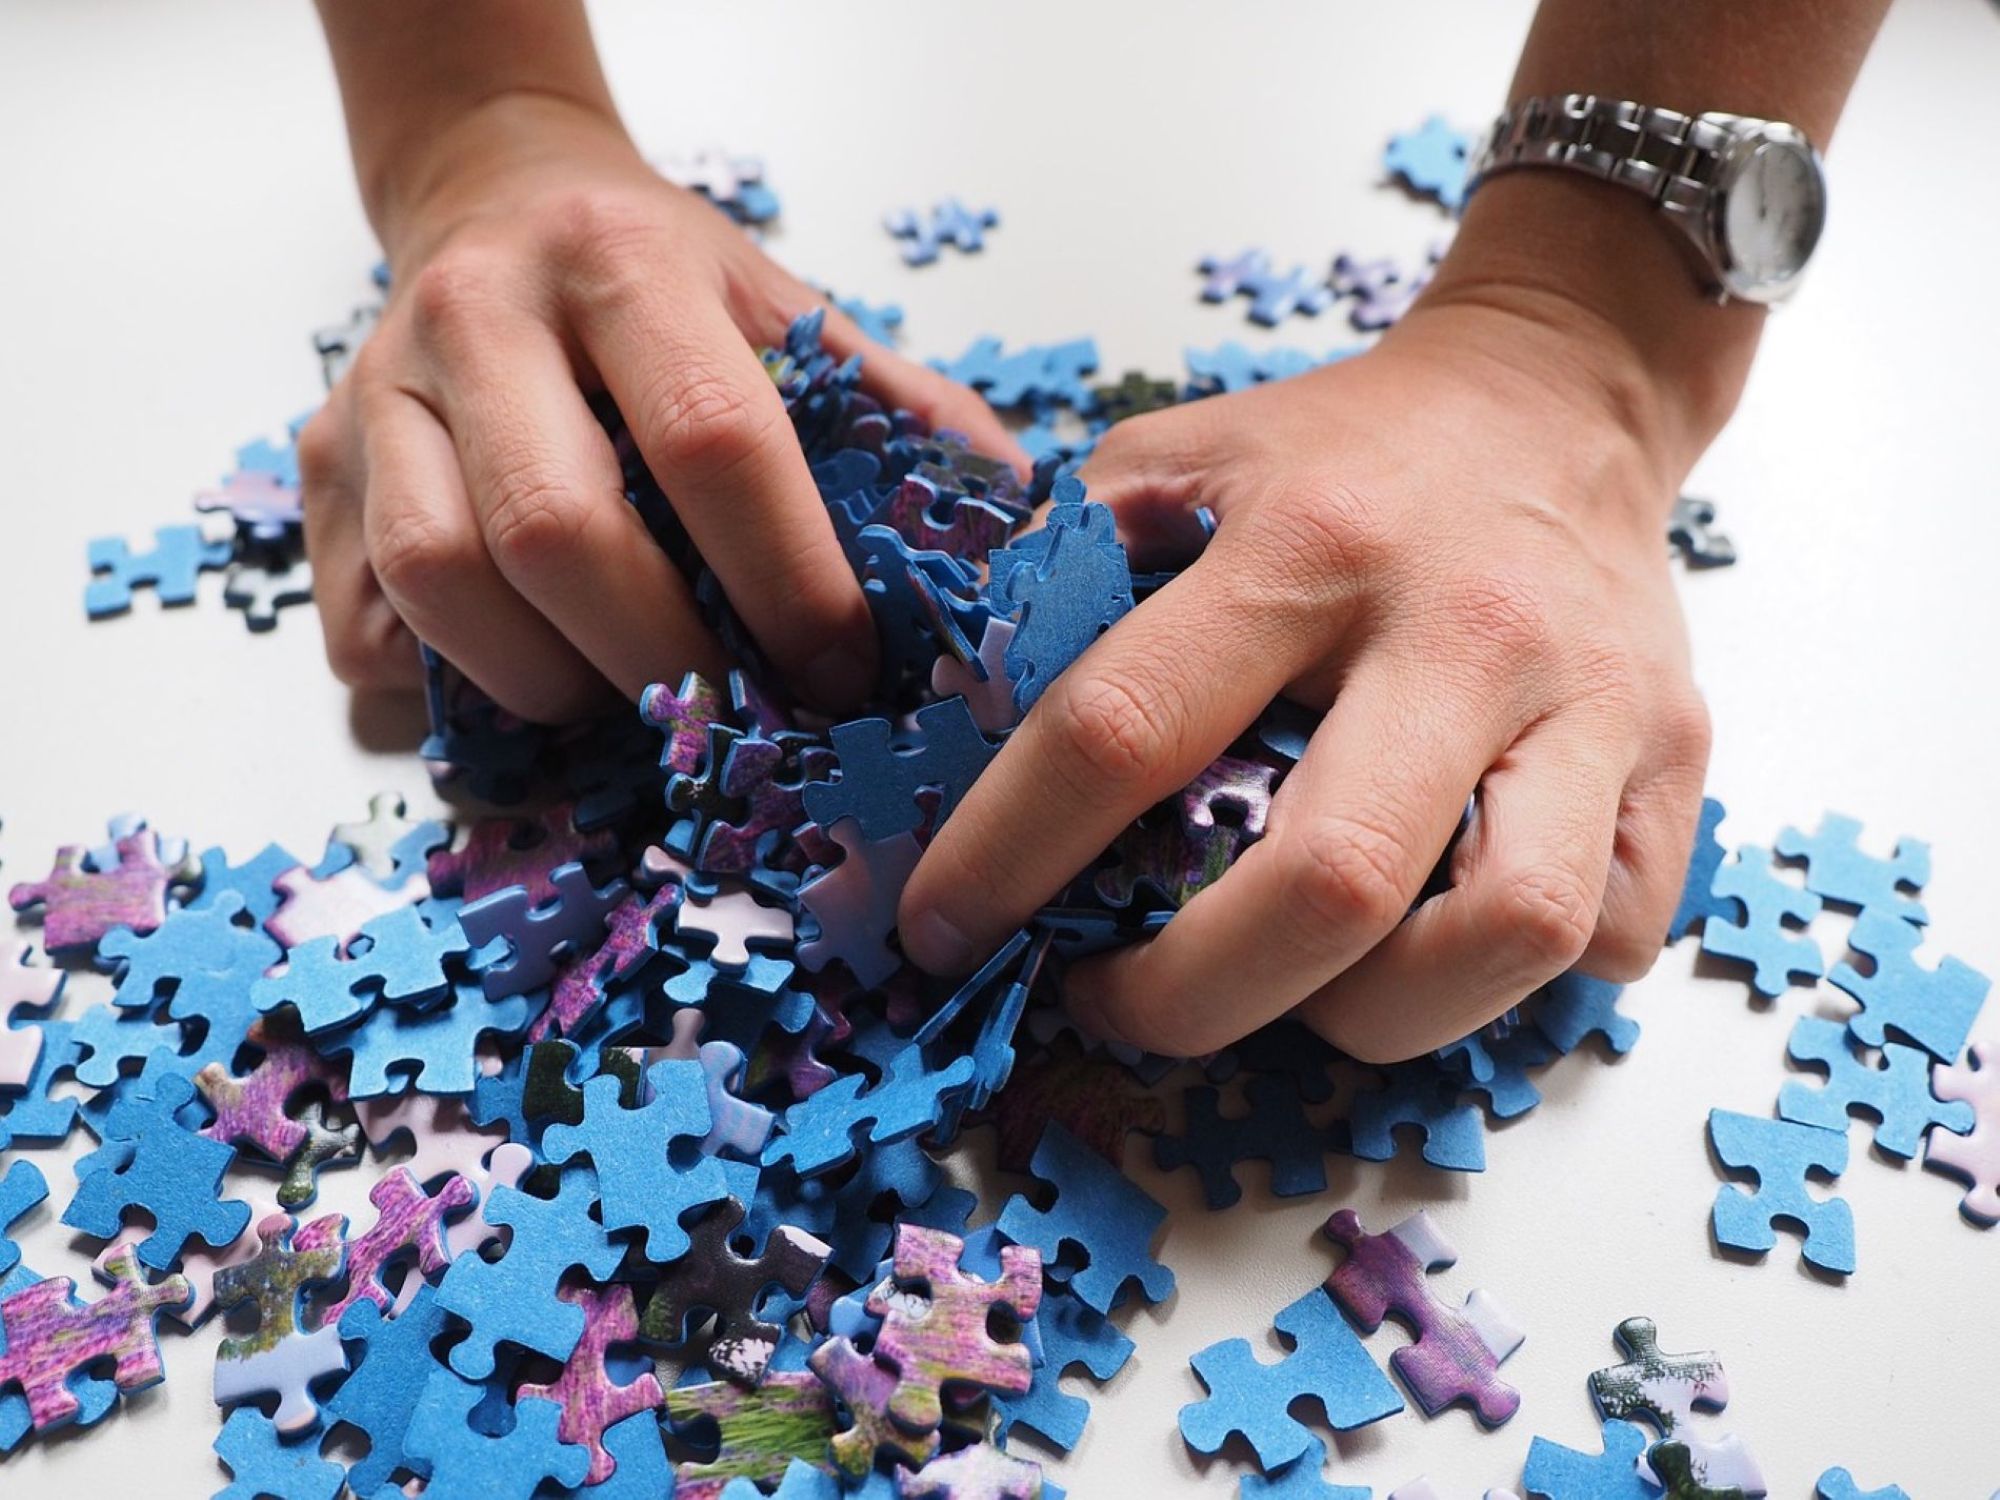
xmin=2 ymin=2 xmax=1997 ymax=1495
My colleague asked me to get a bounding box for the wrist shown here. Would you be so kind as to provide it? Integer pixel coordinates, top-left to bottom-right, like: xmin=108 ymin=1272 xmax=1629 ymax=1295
xmin=362 ymin=88 xmax=634 ymax=262
xmin=1398 ymin=169 xmax=1765 ymax=478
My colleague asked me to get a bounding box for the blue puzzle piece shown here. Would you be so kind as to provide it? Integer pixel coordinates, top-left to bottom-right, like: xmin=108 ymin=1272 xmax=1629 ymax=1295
xmin=587 ymin=1409 xmax=674 ymax=1499
xmin=1707 ymin=1108 xmax=1855 ymax=1274
xmin=1830 ymin=909 xmax=1988 ymax=1062
xmin=542 ymin=1057 xmax=729 ymax=1262
xmin=1701 ymin=845 xmax=1823 ymax=999
xmin=991 ymin=1283 xmax=1135 ymax=1453
xmin=100 ymin=895 xmax=280 ymax=1014
xmin=322 ymin=979 xmax=533 ymax=1097
xmin=188 ymin=842 xmax=302 ymax=927
xmin=84 ymin=524 xmax=233 ymax=617
xmin=885 ymin=198 xmax=998 ymax=266
xmin=1460 ymin=1027 xmax=1558 ymax=1120
xmin=0 ymin=1017 xmax=82 ymax=1142
xmin=1779 ymin=1014 xmax=1974 ymax=1158
xmin=458 ymin=862 xmax=628 ymax=1000
xmin=746 ymin=1135 xmax=942 ymax=1281
xmin=214 ymin=1406 xmax=345 ymax=1500
xmin=69 ymin=999 xmax=182 ymax=1088
xmin=435 ymin=1164 xmax=626 ymax=1376
xmin=0 ymin=1160 xmax=48 ymax=1282
xmin=326 ymin=1284 xmax=452 ymax=1494
xmin=1179 ymin=1288 xmax=1403 ymax=1470
xmin=801 ymin=697 xmax=999 ymax=840
xmin=256 ymin=903 xmax=467 ymax=1034
xmin=1238 ymin=1437 xmax=1370 ymax=1500
xmin=1668 ymin=796 xmax=1731 ymax=943
xmin=991 ymin=490 xmax=1133 ymax=712
xmin=1776 ymin=811 xmax=1929 ymax=923
xmin=1815 ymin=1468 xmax=1911 ymax=1500
xmin=833 ymin=295 xmax=904 ymax=347
xmin=1523 ymin=1419 xmax=1656 ymax=1498
xmin=761 ymin=1041 xmax=976 ymax=1178
xmin=63 ymin=1071 xmax=250 ymax=1269
xmin=1384 ymin=115 xmax=1471 ymax=211
xmin=996 ymin=1121 xmax=1174 ymax=1314
xmin=1533 ymin=972 xmax=1640 ymax=1057
xmin=403 ymin=1368 xmax=590 ymax=1500
xmin=1154 ymin=1075 xmax=1328 ymax=1209
xmin=1349 ymin=1061 xmax=1485 ymax=1171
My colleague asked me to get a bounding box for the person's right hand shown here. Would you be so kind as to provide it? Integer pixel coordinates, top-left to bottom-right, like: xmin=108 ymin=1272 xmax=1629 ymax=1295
xmin=300 ymin=91 xmax=1021 ymax=723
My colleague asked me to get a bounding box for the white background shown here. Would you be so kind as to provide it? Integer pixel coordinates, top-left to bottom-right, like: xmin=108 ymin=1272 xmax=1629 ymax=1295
xmin=2 ymin=1 xmax=1997 ymax=1495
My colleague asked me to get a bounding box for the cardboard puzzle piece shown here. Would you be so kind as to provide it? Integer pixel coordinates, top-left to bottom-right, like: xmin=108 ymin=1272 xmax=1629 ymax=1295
xmin=996 ymin=1121 xmax=1173 ymax=1315
xmin=1829 ymin=909 xmax=1988 ymax=1063
xmin=212 ymin=1211 xmax=349 ymax=1434
xmin=1774 ymin=812 xmax=1929 ymax=923
xmin=9 ymin=834 xmax=173 ymax=955
xmin=459 ymin=861 xmax=628 ymax=999
xmin=1700 ymin=846 xmax=1823 ymax=999
xmin=517 ymin=1282 xmax=664 ymax=1483
xmin=663 ymin=1368 xmax=838 ymax=1493
xmin=84 ymin=524 xmax=232 ymax=616
xmin=640 ymin=1196 xmax=829 ymax=1385
xmin=1778 ymin=1014 xmax=1973 ymax=1159
xmin=0 ymin=1244 xmax=190 ymax=1431
xmin=1708 ymin=1109 xmax=1855 ymax=1274
xmin=1179 ymin=1287 xmax=1404 ymax=1470
xmin=212 ymin=1406 xmax=345 ymax=1500
xmin=868 ymin=1223 xmax=1041 ymax=1433
xmin=1322 ymin=1208 xmax=1524 ymax=1426
xmin=323 ymin=1283 xmax=450 ymax=1493
xmin=1384 ymin=115 xmax=1470 ymax=210
xmin=885 ymin=198 xmax=999 ymax=265
xmin=402 ymin=1368 xmax=590 ymax=1500
xmin=1926 ymin=1039 xmax=2000 ymax=1224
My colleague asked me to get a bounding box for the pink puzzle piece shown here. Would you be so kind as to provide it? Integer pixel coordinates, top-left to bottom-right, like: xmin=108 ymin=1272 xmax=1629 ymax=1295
xmin=197 ymin=1022 xmax=350 ymax=1161
xmin=518 ymin=1283 xmax=664 ymax=1482
xmin=427 ymin=804 xmax=619 ymax=905
xmin=267 ymin=865 xmax=427 ymax=952
xmin=357 ymin=1092 xmax=509 ymax=1187
xmin=0 ymin=1244 xmax=190 ymax=1430
xmin=1 ymin=942 xmax=60 ymax=1088
xmin=677 ymin=883 xmax=795 ymax=970
xmin=1323 ymin=1208 xmax=1525 ymax=1427
xmin=319 ymin=1168 xmax=476 ymax=1326
xmin=1928 ymin=1039 xmax=2000 ymax=1225
xmin=929 ymin=617 xmax=1020 ymax=735
xmin=8 ymin=835 xmax=173 ymax=954
xmin=533 ymin=881 xmax=681 ymax=1041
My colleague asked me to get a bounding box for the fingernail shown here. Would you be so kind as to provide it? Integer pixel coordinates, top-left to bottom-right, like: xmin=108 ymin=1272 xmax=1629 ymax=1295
xmin=903 ymin=905 xmax=975 ymax=974
xmin=806 ymin=647 xmax=872 ymax=710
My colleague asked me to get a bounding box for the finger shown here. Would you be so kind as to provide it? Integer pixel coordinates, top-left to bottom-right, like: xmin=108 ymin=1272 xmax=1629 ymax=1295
xmin=1074 ymin=405 xmax=1226 ymax=566
xmin=898 ymin=530 xmax=1312 ymax=976
xmin=567 ymin=284 xmax=877 ymax=712
xmin=357 ymin=382 xmax=614 ymax=724
xmin=1062 ymin=656 xmax=1524 ymax=1056
xmin=299 ymin=392 xmax=422 ymax=693
xmin=813 ymin=302 xmax=1029 ymax=476
xmin=412 ymin=306 xmax=733 ymax=706
xmin=1577 ymin=694 xmax=1711 ymax=979
xmin=1295 ymin=710 xmax=1632 ymax=1062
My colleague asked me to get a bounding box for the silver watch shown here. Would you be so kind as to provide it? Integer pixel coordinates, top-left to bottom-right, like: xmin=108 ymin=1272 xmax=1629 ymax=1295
xmin=1465 ymin=94 xmax=1827 ymax=305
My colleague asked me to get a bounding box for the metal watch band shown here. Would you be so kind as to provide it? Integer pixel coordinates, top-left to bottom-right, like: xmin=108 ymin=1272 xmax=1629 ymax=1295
xmin=1465 ymin=93 xmax=1737 ymax=238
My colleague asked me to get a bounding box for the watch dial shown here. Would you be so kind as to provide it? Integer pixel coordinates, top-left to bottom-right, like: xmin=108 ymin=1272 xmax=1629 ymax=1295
xmin=1723 ymin=140 xmax=1826 ymax=289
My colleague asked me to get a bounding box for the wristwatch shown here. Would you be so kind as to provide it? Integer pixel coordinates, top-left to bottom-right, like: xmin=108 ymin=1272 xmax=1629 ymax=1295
xmin=1464 ymin=94 xmax=1827 ymax=305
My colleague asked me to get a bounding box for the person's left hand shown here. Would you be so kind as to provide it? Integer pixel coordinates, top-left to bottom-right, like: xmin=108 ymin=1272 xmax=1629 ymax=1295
xmin=895 ymin=287 xmax=1716 ymax=1063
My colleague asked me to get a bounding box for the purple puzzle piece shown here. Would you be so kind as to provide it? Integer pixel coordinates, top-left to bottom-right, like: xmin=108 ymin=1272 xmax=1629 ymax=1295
xmin=798 ymin=818 xmax=922 ymax=989
xmin=532 ymin=880 xmax=681 ymax=1041
xmin=197 ymin=1020 xmax=351 ymax=1162
xmin=639 ymin=672 xmax=731 ymax=779
xmin=1322 ymin=1208 xmax=1525 ymax=1426
xmin=9 ymin=834 xmax=173 ymax=955
xmin=0 ymin=1245 xmax=190 ymax=1431
xmin=518 ymin=1283 xmax=664 ymax=1483
xmin=318 ymin=1167 xmax=476 ymax=1326
xmin=427 ymin=804 xmax=620 ymax=906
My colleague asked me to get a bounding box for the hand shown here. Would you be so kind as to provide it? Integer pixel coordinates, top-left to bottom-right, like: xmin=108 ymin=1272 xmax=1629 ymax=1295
xmin=899 ymin=279 xmax=1718 ymax=1063
xmin=300 ymin=91 xmax=1020 ymax=723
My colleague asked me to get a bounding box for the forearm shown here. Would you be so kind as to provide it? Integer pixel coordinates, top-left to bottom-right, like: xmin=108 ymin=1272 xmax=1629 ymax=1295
xmin=314 ymin=0 xmax=627 ymax=250
xmin=1408 ymin=0 xmax=1891 ymax=478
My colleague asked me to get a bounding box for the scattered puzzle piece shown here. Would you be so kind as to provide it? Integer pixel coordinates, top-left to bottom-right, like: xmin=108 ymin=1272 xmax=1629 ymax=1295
xmin=997 ymin=1121 xmax=1173 ymax=1314
xmin=1814 ymin=1469 xmax=1911 ymax=1500
xmin=213 ymin=1406 xmax=345 ymax=1500
xmin=1707 ymin=1108 xmax=1855 ymax=1274
xmin=1322 ymin=1208 xmax=1523 ymax=1426
xmin=1926 ymin=1038 xmax=2000 ymax=1224
xmin=1523 ymin=1419 xmax=1656 ymax=1499
xmin=1775 ymin=812 xmax=1928 ymax=922
xmin=0 ymin=1244 xmax=190 ymax=1431
xmin=324 ymin=1283 xmax=451 ymax=1493
xmin=641 ymin=1196 xmax=829 ymax=1384
xmin=402 ymin=1367 xmax=590 ymax=1500
xmin=84 ymin=523 xmax=233 ymax=616
xmin=664 ymin=1368 xmax=839 ymax=1493
xmin=1779 ymin=1014 xmax=1973 ymax=1158
xmin=9 ymin=833 xmax=173 ymax=954
xmin=1701 ymin=846 xmax=1823 ymax=999
xmin=1830 ymin=909 xmax=1988 ymax=1062
xmin=65 ymin=1071 xmax=251 ymax=1269
xmin=212 ymin=1211 xmax=350 ymax=1435
xmin=1155 ymin=1075 xmax=1328 ymax=1208
xmin=1384 ymin=115 xmax=1470 ymax=210
xmin=1179 ymin=1286 xmax=1404 ymax=1469
xmin=886 ymin=199 xmax=998 ymax=265
xmin=517 ymin=1282 xmax=664 ymax=1482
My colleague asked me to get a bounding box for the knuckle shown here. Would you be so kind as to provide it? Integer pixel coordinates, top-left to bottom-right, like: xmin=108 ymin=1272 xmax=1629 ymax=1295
xmin=1045 ymin=673 xmax=1176 ymax=794
xmin=1583 ymin=929 xmax=1659 ymax=984
xmin=295 ymin=408 xmax=346 ymax=494
xmin=1284 ymin=815 xmax=1415 ymax=935
xmin=407 ymin=250 xmax=506 ymax=337
xmin=1502 ymin=864 xmax=1598 ymax=972
xmin=1659 ymin=690 xmax=1714 ymax=770
xmin=546 ymin=187 xmax=657 ymax=275
xmin=1443 ymin=574 xmax=1556 ymax=664
xmin=639 ymin=366 xmax=771 ymax=481
xmin=484 ymin=460 xmax=591 ymax=577
xmin=369 ymin=505 xmax=469 ymax=603
xmin=1278 ymin=481 xmax=1390 ymax=584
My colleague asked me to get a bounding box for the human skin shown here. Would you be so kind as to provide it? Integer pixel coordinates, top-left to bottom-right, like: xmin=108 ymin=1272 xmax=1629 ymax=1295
xmin=305 ymin=0 xmax=1889 ymax=1062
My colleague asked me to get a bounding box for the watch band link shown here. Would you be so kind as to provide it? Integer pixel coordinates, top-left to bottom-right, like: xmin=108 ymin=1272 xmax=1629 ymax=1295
xmin=1467 ymin=93 xmax=1734 ymax=233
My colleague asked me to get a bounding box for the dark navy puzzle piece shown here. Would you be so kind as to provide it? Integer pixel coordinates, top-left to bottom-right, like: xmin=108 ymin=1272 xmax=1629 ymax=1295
xmin=1154 ymin=1076 xmax=1328 ymax=1209
xmin=459 ymin=862 xmax=628 ymax=999
xmin=990 ymin=1282 xmax=1135 ymax=1453
xmin=990 ymin=490 xmax=1133 ymax=712
xmin=801 ymin=697 xmax=999 ymax=840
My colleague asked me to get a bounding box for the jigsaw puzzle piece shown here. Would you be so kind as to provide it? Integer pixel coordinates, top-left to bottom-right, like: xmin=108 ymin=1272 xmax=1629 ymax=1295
xmin=1384 ymin=115 xmax=1470 ymax=210
xmin=517 ymin=1282 xmax=664 ymax=1482
xmin=403 ymin=1367 xmax=590 ymax=1500
xmin=64 ymin=1071 xmax=250 ymax=1269
xmin=1779 ymin=1014 xmax=1973 ymax=1158
xmin=1522 ymin=1419 xmax=1656 ymax=1499
xmin=1774 ymin=812 xmax=1928 ymax=923
xmin=996 ymin=1121 xmax=1173 ymax=1314
xmin=213 ymin=1406 xmax=345 ymax=1500
xmin=1700 ymin=846 xmax=1823 ymax=999
xmin=1707 ymin=1109 xmax=1854 ymax=1274
xmin=1829 ymin=909 xmax=1988 ymax=1062
xmin=324 ymin=1283 xmax=451 ymax=1493
xmin=83 ymin=524 xmax=232 ymax=617
xmin=1925 ymin=1039 xmax=2000 ymax=1224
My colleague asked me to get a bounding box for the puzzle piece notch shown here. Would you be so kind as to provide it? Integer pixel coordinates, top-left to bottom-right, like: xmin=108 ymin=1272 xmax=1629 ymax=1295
xmin=990 ymin=1281 xmax=1136 ymax=1453
xmin=324 ymin=1284 xmax=451 ymax=1493
xmin=1814 ymin=1469 xmax=1912 ymax=1500
xmin=0 ymin=1161 xmax=49 ymax=1284
xmin=1321 ymin=1208 xmax=1524 ymax=1426
xmin=212 ymin=1211 xmax=350 ymax=1435
xmin=1707 ymin=1108 xmax=1855 ymax=1274
xmin=1522 ymin=1419 xmax=1656 ymax=1500
xmin=1179 ymin=1286 xmax=1404 ymax=1470
xmin=318 ymin=1166 xmax=476 ymax=1326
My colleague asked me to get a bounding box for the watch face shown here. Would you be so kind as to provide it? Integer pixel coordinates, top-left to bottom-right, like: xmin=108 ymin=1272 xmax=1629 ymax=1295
xmin=1719 ymin=136 xmax=1826 ymax=299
